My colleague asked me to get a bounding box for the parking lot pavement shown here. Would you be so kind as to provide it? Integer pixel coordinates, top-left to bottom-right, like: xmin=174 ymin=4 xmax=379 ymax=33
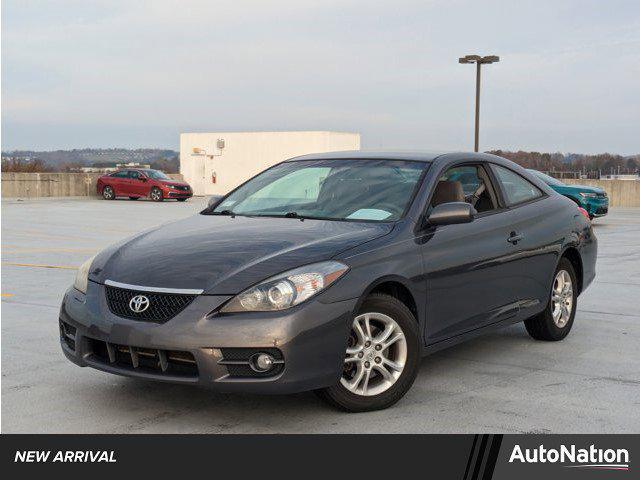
xmin=2 ymin=197 xmax=639 ymax=433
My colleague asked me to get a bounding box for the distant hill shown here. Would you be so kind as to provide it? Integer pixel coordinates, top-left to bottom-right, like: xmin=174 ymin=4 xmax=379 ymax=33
xmin=1 ymin=148 xmax=180 ymax=173
xmin=1 ymin=148 xmax=178 ymax=166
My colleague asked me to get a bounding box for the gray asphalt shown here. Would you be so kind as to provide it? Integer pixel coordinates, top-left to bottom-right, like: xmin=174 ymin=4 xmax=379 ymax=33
xmin=2 ymin=197 xmax=639 ymax=433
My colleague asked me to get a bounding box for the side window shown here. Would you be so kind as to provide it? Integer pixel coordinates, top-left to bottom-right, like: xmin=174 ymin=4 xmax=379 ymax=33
xmin=442 ymin=166 xmax=481 ymax=195
xmin=431 ymin=164 xmax=497 ymax=214
xmin=111 ymin=170 xmax=128 ymax=178
xmin=492 ymin=165 xmax=543 ymax=206
xmin=129 ymin=170 xmax=141 ymax=179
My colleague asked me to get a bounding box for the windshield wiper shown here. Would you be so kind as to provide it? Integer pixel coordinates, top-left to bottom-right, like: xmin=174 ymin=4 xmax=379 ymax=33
xmin=210 ymin=209 xmax=235 ymax=216
xmin=248 ymin=211 xmax=309 ymax=219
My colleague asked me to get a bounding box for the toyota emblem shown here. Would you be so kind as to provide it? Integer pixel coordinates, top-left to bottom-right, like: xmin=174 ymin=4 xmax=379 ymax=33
xmin=129 ymin=295 xmax=150 ymax=313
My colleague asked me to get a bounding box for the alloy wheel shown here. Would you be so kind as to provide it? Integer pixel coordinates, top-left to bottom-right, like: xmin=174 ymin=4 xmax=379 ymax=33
xmin=551 ymin=269 xmax=573 ymax=328
xmin=340 ymin=312 xmax=407 ymax=396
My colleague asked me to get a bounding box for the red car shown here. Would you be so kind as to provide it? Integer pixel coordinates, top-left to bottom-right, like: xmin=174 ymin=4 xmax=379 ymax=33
xmin=97 ymin=168 xmax=193 ymax=202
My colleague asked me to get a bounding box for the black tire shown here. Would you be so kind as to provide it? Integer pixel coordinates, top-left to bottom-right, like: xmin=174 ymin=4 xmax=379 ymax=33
xmin=150 ymin=187 xmax=163 ymax=202
xmin=177 ymin=198 xmax=187 ymax=202
xmin=129 ymin=197 xmax=139 ymax=200
xmin=524 ymin=257 xmax=577 ymax=341
xmin=316 ymin=293 xmax=420 ymax=412
xmin=102 ymin=185 xmax=115 ymax=200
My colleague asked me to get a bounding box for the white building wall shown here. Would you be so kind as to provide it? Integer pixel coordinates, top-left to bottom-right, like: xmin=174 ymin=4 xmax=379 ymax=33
xmin=180 ymin=131 xmax=360 ymax=195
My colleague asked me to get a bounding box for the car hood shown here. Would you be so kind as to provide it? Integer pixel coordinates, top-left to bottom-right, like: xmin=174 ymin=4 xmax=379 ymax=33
xmin=89 ymin=214 xmax=392 ymax=294
xmin=555 ymin=184 xmax=604 ymax=194
xmin=161 ymin=181 xmax=190 ymax=187
xmin=569 ymin=185 xmax=605 ymax=194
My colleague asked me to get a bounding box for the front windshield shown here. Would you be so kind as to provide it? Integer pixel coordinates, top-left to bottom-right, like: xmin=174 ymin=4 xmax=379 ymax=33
xmin=144 ymin=169 xmax=169 ymax=180
xmin=529 ymin=169 xmax=565 ymax=186
xmin=209 ymin=159 xmax=428 ymax=222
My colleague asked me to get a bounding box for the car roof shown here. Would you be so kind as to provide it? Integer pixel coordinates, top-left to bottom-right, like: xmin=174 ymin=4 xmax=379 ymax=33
xmin=287 ymin=150 xmax=453 ymax=163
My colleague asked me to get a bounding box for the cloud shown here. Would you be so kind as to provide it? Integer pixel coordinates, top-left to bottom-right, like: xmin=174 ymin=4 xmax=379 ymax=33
xmin=2 ymin=0 xmax=639 ymax=153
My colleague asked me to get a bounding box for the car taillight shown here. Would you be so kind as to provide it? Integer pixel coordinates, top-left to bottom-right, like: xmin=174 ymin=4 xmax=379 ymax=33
xmin=578 ymin=207 xmax=590 ymax=221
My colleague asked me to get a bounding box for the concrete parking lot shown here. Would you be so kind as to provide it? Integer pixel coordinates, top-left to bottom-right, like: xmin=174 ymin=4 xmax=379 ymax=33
xmin=2 ymin=197 xmax=639 ymax=433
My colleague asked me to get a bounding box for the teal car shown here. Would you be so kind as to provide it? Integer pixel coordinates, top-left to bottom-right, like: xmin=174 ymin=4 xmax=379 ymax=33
xmin=528 ymin=169 xmax=608 ymax=219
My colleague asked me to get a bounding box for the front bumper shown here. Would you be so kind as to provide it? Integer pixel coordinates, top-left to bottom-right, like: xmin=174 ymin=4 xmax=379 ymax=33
xmin=583 ymin=197 xmax=609 ymax=217
xmin=59 ymin=283 xmax=356 ymax=394
xmin=164 ymin=189 xmax=193 ymax=199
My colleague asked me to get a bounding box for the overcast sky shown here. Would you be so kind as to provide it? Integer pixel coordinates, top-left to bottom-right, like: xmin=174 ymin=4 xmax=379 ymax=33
xmin=2 ymin=0 xmax=639 ymax=154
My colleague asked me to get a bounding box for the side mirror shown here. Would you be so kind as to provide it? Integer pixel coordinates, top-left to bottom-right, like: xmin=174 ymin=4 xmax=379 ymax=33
xmin=427 ymin=202 xmax=476 ymax=226
xmin=140 ymin=176 xmax=148 ymax=182
xmin=207 ymin=195 xmax=223 ymax=209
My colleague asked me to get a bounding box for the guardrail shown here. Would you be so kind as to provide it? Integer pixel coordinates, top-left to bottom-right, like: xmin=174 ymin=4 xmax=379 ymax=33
xmin=1 ymin=172 xmax=185 ymax=198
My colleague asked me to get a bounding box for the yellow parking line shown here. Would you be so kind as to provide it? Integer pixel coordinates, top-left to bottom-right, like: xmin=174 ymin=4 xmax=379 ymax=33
xmin=1 ymin=293 xmax=14 ymax=297
xmin=2 ymin=262 xmax=78 ymax=270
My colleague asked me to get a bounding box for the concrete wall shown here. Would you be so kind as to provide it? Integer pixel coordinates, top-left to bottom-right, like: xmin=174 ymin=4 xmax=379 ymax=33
xmin=180 ymin=131 xmax=360 ymax=195
xmin=1 ymin=172 xmax=185 ymax=198
xmin=4 ymin=172 xmax=637 ymax=207
xmin=562 ymin=179 xmax=640 ymax=207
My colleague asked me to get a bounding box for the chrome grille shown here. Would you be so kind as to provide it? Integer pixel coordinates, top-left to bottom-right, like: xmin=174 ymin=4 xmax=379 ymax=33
xmin=105 ymin=285 xmax=196 ymax=322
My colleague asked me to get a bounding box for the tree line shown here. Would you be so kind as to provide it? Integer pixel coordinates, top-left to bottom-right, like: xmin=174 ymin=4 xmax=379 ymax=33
xmin=1 ymin=156 xmax=179 ymax=173
xmin=2 ymin=150 xmax=638 ymax=177
xmin=487 ymin=150 xmax=639 ymax=175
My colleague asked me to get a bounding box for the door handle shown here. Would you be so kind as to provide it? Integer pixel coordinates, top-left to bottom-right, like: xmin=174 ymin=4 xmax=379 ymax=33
xmin=507 ymin=232 xmax=523 ymax=245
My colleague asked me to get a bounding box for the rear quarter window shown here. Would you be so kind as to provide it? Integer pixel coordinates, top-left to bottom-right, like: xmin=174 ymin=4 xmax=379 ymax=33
xmin=493 ymin=165 xmax=543 ymax=206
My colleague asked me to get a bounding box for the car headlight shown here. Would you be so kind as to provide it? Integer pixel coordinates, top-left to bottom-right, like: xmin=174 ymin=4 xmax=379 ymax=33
xmin=579 ymin=192 xmax=598 ymax=198
xmin=220 ymin=261 xmax=349 ymax=313
xmin=74 ymin=254 xmax=97 ymax=294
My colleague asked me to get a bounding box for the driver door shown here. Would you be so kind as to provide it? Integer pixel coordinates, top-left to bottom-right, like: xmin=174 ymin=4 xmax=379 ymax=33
xmin=419 ymin=163 xmax=520 ymax=344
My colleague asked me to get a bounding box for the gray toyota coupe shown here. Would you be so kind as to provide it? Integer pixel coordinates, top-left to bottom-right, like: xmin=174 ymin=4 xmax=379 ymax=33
xmin=60 ymin=151 xmax=596 ymax=411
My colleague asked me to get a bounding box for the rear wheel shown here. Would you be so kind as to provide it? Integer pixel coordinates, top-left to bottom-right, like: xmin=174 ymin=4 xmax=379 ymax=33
xmin=102 ymin=185 xmax=115 ymax=200
xmin=316 ymin=293 xmax=420 ymax=412
xmin=150 ymin=187 xmax=163 ymax=202
xmin=524 ymin=258 xmax=577 ymax=341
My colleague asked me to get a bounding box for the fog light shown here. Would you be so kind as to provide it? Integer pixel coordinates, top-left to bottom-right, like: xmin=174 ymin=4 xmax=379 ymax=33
xmin=250 ymin=353 xmax=274 ymax=372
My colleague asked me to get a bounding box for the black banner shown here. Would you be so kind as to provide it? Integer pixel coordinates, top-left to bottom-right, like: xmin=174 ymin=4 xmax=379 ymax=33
xmin=1 ymin=434 xmax=637 ymax=478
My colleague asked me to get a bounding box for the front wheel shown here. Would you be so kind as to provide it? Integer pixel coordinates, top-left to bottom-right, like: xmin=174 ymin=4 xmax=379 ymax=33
xmin=524 ymin=258 xmax=577 ymax=341
xmin=316 ymin=293 xmax=420 ymax=412
xmin=150 ymin=187 xmax=163 ymax=202
xmin=102 ymin=185 xmax=115 ymax=200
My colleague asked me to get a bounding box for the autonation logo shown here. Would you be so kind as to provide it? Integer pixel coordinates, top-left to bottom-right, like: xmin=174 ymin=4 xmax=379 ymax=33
xmin=509 ymin=444 xmax=630 ymax=471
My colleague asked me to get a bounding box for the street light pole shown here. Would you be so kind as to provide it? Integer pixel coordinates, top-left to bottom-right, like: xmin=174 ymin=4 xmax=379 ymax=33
xmin=459 ymin=54 xmax=499 ymax=152
xmin=474 ymin=61 xmax=481 ymax=152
